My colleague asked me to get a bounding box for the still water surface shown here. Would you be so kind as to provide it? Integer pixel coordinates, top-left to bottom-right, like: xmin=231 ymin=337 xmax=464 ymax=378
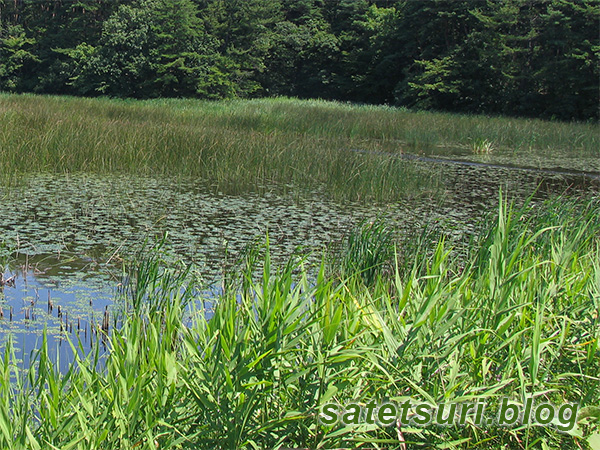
xmin=1 ymin=151 xmax=598 ymax=367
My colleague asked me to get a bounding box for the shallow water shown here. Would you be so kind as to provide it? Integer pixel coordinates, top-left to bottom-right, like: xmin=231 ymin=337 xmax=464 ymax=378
xmin=420 ymin=143 xmax=600 ymax=174
xmin=0 ymin=156 xmax=598 ymax=367
xmin=0 ymin=269 xmax=111 ymax=370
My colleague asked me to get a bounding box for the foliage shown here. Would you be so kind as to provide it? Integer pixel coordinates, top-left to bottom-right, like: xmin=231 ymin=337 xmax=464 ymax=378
xmin=0 ymin=0 xmax=597 ymax=119
xmin=395 ymin=0 xmax=600 ymax=120
xmin=336 ymin=217 xmax=395 ymax=286
xmin=0 ymin=24 xmax=38 ymax=91
xmin=0 ymin=195 xmax=598 ymax=448
xmin=61 ymin=0 xmax=236 ymax=98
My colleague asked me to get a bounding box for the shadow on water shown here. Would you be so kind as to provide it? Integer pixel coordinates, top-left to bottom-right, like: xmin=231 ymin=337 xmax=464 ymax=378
xmin=403 ymin=153 xmax=600 ymax=181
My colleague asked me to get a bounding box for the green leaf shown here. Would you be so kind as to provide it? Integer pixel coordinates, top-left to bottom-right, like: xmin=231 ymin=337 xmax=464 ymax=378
xmin=588 ymin=433 xmax=600 ymax=450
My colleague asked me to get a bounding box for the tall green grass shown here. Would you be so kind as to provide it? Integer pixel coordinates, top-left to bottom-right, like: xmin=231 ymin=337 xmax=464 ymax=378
xmin=0 ymin=94 xmax=441 ymax=202
xmin=0 ymin=194 xmax=598 ymax=449
xmin=1 ymin=94 xmax=598 ymax=201
xmin=334 ymin=217 xmax=396 ymax=286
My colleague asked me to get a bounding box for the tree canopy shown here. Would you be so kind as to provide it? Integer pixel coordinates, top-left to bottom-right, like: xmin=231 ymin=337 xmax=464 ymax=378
xmin=1 ymin=0 xmax=598 ymax=120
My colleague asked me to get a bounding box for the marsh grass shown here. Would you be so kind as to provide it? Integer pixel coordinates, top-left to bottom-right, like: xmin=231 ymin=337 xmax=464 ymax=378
xmin=335 ymin=217 xmax=396 ymax=286
xmin=1 ymin=94 xmax=598 ymax=201
xmin=0 ymin=194 xmax=598 ymax=449
xmin=0 ymin=94 xmax=439 ymax=202
xmin=470 ymin=138 xmax=495 ymax=154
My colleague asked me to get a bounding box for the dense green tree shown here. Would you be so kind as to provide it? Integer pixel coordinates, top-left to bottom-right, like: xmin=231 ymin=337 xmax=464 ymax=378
xmin=332 ymin=4 xmax=404 ymax=103
xmin=479 ymin=0 xmax=600 ymax=120
xmin=319 ymin=0 xmax=370 ymax=100
xmin=63 ymin=0 xmax=236 ymax=98
xmin=196 ymin=0 xmax=283 ymax=96
xmin=14 ymin=0 xmax=117 ymax=93
xmin=0 ymin=23 xmax=38 ymax=91
xmin=392 ymin=0 xmax=487 ymax=111
xmin=261 ymin=11 xmax=339 ymax=98
xmin=0 ymin=0 xmax=597 ymax=119
xmin=395 ymin=0 xmax=599 ymax=119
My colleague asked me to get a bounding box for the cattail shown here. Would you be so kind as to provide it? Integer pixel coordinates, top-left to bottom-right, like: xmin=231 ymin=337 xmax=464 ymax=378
xmin=102 ymin=307 xmax=109 ymax=332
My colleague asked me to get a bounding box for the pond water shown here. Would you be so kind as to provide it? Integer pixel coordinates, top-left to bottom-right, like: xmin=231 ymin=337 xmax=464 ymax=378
xmin=1 ymin=151 xmax=598 ymax=368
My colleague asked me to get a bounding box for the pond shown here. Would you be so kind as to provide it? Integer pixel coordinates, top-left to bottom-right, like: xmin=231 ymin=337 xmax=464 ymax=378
xmin=1 ymin=150 xmax=598 ymax=368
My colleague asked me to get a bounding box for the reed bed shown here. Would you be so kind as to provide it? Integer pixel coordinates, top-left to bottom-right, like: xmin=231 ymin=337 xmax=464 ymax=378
xmin=0 ymin=194 xmax=597 ymax=449
xmin=1 ymin=94 xmax=598 ymax=201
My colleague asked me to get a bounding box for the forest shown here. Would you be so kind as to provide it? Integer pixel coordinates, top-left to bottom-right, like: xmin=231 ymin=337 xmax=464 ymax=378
xmin=1 ymin=0 xmax=598 ymax=121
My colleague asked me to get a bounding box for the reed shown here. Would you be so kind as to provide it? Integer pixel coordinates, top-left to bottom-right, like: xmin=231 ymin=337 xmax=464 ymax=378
xmin=0 ymin=194 xmax=598 ymax=449
xmin=1 ymin=94 xmax=597 ymax=202
xmin=334 ymin=217 xmax=396 ymax=286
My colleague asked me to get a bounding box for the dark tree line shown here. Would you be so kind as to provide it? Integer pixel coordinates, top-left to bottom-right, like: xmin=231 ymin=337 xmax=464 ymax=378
xmin=1 ymin=0 xmax=598 ymax=120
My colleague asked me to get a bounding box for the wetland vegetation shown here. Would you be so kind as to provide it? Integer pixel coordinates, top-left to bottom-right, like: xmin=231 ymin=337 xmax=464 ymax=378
xmin=1 ymin=94 xmax=598 ymax=200
xmin=1 ymin=1 xmax=599 ymax=447
xmin=0 ymin=94 xmax=598 ymax=449
xmin=0 ymin=195 xmax=599 ymax=449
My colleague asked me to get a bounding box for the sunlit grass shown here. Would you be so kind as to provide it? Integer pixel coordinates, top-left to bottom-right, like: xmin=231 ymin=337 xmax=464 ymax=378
xmin=1 ymin=94 xmax=598 ymax=201
xmin=0 ymin=194 xmax=598 ymax=449
xmin=0 ymin=94 xmax=440 ymax=202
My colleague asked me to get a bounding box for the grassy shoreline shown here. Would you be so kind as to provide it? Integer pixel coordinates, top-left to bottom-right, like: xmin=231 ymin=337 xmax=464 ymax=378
xmin=0 ymin=195 xmax=598 ymax=449
xmin=1 ymin=94 xmax=599 ymax=448
xmin=1 ymin=94 xmax=598 ymax=202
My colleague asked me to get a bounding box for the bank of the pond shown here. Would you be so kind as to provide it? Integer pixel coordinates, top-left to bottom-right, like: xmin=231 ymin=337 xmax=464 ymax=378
xmin=0 ymin=196 xmax=598 ymax=450
xmin=1 ymin=94 xmax=598 ymax=202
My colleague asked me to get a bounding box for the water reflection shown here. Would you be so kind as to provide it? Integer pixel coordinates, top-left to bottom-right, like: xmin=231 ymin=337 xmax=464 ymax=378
xmin=0 ymin=266 xmax=113 ymax=371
